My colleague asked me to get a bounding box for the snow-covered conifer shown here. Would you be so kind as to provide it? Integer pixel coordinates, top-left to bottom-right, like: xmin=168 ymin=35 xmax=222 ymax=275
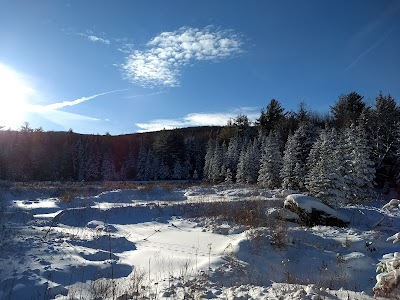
xmin=236 ymin=139 xmax=260 ymax=184
xmin=257 ymin=132 xmax=282 ymax=188
xmin=101 ymin=151 xmax=117 ymax=181
xmin=225 ymin=135 xmax=240 ymax=181
xmin=203 ymin=139 xmax=215 ymax=181
xmin=210 ymin=142 xmax=224 ymax=183
xmin=343 ymin=122 xmax=376 ymax=202
xmin=136 ymin=143 xmax=148 ymax=180
xmin=281 ymin=124 xmax=316 ymax=190
xmin=305 ymin=128 xmax=346 ymax=207
xmin=172 ymin=160 xmax=183 ymax=180
xmin=225 ymin=168 xmax=233 ymax=183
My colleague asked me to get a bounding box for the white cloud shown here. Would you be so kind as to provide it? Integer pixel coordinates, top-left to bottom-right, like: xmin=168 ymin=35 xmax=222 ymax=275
xmin=76 ymin=31 xmax=111 ymax=45
xmin=135 ymin=108 xmax=259 ymax=132
xmin=87 ymin=35 xmax=110 ymax=45
xmin=122 ymin=26 xmax=243 ymax=87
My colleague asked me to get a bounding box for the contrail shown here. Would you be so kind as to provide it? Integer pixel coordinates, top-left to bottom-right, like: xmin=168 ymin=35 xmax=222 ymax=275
xmin=43 ymin=88 xmax=129 ymax=110
xmin=345 ymin=27 xmax=394 ymax=72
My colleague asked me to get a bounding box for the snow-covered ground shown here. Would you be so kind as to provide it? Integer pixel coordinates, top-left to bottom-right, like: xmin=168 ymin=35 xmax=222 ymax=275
xmin=0 ymin=183 xmax=398 ymax=299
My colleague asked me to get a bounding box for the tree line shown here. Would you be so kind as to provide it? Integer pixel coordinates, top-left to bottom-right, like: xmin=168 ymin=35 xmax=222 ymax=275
xmin=0 ymin=91 xmax=399 ymax=201
xmin=0 ymin=126 xmax=215 ymax=182
xmin=204 ymin=92 xmax=400 ymax=204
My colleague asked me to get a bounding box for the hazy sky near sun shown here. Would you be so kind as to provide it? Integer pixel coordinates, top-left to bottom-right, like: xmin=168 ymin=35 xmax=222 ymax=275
xmin=0 ymin=0 xmax=399 ymax=134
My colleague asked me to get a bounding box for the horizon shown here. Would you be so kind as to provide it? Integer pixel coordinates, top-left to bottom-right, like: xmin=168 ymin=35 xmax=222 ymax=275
xmin=1 ymin=0 xmax=399 ymax=134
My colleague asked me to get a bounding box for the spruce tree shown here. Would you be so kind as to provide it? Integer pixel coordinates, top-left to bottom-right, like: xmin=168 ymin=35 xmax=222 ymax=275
xmin=370 ymin=93 xmax=400 ymax=187
xmin=236 ymin=138 xmax=260 ymax=184
xmin=203 ymin=138 xmax=215 ymax=181
xmin=257 ymin=132 xmax=282 ymax=188
xmin=225 ymin=135 xmax=240 ymax=181
xmin=305 ymin=128 xmax=346 ymax=207
xmin=281 ymin=124 xmax=316 ymax=190
xmin=343 ymin=121 xmax=376 ymax=202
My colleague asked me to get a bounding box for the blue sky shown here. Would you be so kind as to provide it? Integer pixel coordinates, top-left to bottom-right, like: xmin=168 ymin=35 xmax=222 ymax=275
xmin=0 ymin=0 xmax=399 ymax=134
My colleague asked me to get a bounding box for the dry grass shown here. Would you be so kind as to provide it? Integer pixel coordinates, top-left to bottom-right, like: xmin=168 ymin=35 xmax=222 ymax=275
xmin=181 ymin=198 xmax=282 ymax=228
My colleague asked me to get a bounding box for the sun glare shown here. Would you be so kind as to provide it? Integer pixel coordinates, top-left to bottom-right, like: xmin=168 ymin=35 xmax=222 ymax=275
xmin=0 ymin=63 xmax=33 ymax=129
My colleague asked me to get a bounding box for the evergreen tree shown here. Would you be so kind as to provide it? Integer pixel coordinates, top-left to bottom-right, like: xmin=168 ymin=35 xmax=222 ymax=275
xmin=236 ymin=146 xmax=247 ymax=184
xmin=158 ymin=159 xmax=170 ymax=180
xmin=305 ymin=128 xmax=346 ymax=207
xmin=370 ymin=92 xmax=400 ymax=187
xmin=236 ymin=138 xmax=260 ymax=184
xmin=281 ymin=134 xmax=297 ymax=190
xmin=210 ymin=142 xmax=224 ymax=183
xmin=136 ymin=143 xmax=148 ymax=180
xmin=85 ymin=141 xmax=101 ymax=181
xmin=184 ymin=136 xmax=204 ymax=179
xmin=203 ymin=138 xmax=215 ymax=181
xmin=331 ymin=92 xmax=366 ymax=129
xmin=257 ymin=132 xmax=282 ymax=188
xmin=172 ymin=160 xmax=183 ymax=180
xmin=396 ymin=125 xmax=400 ymax=192
xmin=225 ymin=168 xmax=233 ymax=183
xmin=296 ymin=102 xmax=310 ymax=125
xmin=280 ymin=124 xmax=317 ymax=190
xmin=225 ymin=135 xmax=240 ymax=181
xmin=343 ymin=122 xmax=376 ymax=202
xmin=257 ymin=99 xmax=285 ymax=133
xmin=144 ymin=149 xmax=159 ymax=180
xmin=101 ymin=151 xmax=117 ymax=181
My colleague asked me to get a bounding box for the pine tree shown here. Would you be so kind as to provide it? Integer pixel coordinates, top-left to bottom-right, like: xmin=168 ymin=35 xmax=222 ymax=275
xmin=370 ymin=92 xmax=400 ymax=187
xmin=210 ymin=142 xmax=224 ymax=183
xmin=331 ymin=92 xmax=366 ymax=129
xmin=396 ymin=125 xmax=400 ymax=191
xmin=225 ymin=168 xmax=233 ymax=183
xmin=172 ymin=160 xmax=183 ymax=179
xmin=305 ymin=128 xmax=346 ymax=207
xmin=281 ymin=124 xmax=316 ymax=190
xmin=258 ymin=132 xmax=282 ymax=188
xmin=158 ymin=159 xmax=170 ymax=180
xmin=281 ymin=134 xmax=297 ymax=190
xmin=225 ymin=135 xmax=240 ymax=181
xmin=136 ymin=143 xmax=148 ymax=180
xmin=144 ymin=150 xmax=159 ymax=180
xmin=236 ymin=147 xmax=247 ymax=184
xmin=101 ymin=151 xmax=117 ymax=181
xmin=184 ymin=136 xmax=203 ymax=179
xmin=257 ymin=99 xmax=285 ymax=133
xmin=343 ymin=121 xmax=376 ymax=202
xmin=236 ymin=139 xmax=260 ymax=184
xmin=203 ymin=138 xmax=215 ymax=181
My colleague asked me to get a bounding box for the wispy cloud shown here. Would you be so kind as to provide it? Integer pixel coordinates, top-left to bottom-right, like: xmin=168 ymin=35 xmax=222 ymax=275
xmin=135 ymin=108 xmax=259 ymax=132
xmin=76 ymin=30 xmax=111 ymax=45
xmin=122 ymin=26 xmax=243 ymax=88
xmin=87 ymin=35 xmax=110 ymax=45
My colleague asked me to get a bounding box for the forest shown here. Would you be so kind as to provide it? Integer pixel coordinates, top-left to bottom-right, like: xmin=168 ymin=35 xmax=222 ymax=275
xmin=0 ymin=91 xmax=399 ymax=200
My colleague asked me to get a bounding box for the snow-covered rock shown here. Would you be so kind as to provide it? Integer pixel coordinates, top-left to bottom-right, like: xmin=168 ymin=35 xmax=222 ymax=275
xmin=284 ymin=194 xmax=349 ymax=227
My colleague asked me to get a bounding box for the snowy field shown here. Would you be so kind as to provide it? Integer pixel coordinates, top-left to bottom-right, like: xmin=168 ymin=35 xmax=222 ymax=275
xmin=0 ymin=182 xmax=399 ymax=299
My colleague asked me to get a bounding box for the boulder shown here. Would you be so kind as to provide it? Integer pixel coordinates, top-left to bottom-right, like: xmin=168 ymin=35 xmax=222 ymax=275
xmin=284 ymin=194 xmax=349 ymax=227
